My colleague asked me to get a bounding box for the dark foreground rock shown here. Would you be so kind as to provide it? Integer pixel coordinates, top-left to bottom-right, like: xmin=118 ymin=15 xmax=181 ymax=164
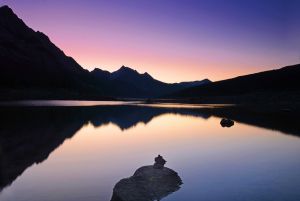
xmin=111 ymin=162 xmax=182 ymax=201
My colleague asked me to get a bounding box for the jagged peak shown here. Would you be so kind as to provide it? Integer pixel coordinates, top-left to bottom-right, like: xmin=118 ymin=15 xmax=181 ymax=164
xmin=177 ymin=78 xmax=211 ymax=84
xmin=203 ymin=78 xmax=211 ymax=82
xmin=0 ymin=5 xmax=17 ymax=18
xmin=111 ymin=66 xmax=139 ymax=77
xmin=91 ymin=68 xmax=110 ymax=73
xmin=117 ymin=66 xmax=153 ymax=77
xmin=143 ymin=72 xmax=153 ymax=79
xmin=0 ymin=5 xmax=13 ymax=13
xmin=36 ymin=31 xmax=49 ymax=38
xmin=0 ymin=5 xmax=33 ymax=32
xmin=118 ymin=65 xmax=137 ymax=72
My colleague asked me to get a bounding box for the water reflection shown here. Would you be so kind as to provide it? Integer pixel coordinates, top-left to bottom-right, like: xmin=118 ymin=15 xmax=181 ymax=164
xmin=0 ymin=105 xmax=208 ymax=191
xmin=0 ymin=104 xmax=299 ymax=195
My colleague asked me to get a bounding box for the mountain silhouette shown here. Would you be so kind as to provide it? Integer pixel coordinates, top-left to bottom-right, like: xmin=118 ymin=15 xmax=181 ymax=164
xmin=172 ymin=64 xmax=300 ymax=103
xmin=92 ymin=65 xmax=211 ymax=97
xmin=0 ymin=5 xmax=109 ymax=99
xmin=0 ymin=5 xmax=210 ymax=99
xmin=1 ymin=5 xmax=298 ymax=101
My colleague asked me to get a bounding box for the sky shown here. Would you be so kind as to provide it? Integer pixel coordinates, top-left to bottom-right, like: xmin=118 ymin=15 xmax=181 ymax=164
xmin=1 ymin=0 xmax=299 ymax=82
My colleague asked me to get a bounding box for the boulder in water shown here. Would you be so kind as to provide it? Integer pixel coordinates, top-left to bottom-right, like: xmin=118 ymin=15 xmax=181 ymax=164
xmin=220 ymin=118 xmax=234 ymax=127
xmin=111 ymin=156 xmax=182 ymax=201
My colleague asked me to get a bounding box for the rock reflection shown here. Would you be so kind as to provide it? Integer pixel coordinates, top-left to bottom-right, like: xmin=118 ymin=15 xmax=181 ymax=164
xmin=111 ymin=156 xmax=182 ymax=201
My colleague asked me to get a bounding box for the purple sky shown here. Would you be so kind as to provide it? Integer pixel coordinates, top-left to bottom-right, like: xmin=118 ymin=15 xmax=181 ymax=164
xmin=1 ymin=0 xmax=299 ymax=82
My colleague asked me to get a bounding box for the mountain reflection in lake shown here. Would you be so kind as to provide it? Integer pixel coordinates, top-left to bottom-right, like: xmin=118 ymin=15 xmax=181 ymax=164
xmin=0 ymin=103 xmax=300 ymax=201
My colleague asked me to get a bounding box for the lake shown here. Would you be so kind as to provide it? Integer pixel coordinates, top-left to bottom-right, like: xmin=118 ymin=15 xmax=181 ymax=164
xmin=0 ymin=101 xmax=300 ymax=201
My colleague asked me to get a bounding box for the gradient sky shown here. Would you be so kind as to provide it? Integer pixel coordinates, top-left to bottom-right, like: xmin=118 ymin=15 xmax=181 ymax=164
xmin=1 ymin=0 xmax=299 ymax=82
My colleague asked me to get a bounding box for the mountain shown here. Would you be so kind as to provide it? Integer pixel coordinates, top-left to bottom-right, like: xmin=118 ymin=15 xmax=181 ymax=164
xmin=0 ymin=5 xmax=108 ymax=99
xmin=0 ymin=5 xmax=209 ymax=99
xmin=91 ymin=66 xmax=167 ymax=97
xmin=172 ymin=64 xmax=300 ymax=103
xmin=91 ymin=66 xmax=211 ymax=97
xmin=174 ymin=79 xmax=211 ymax=88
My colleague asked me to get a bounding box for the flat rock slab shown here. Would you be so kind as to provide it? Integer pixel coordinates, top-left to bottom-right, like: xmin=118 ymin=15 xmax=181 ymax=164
xmin=111 ymin=165 xmax=182 ymax=201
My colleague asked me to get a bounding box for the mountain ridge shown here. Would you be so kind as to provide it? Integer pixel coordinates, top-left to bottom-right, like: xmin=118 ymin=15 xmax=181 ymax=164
xmin=1 ymin=5 xmax=299 ymax=102
xmin=0 ymin=5 xmax=210 ymax=99
xmin=90 ymin=65 xmax=211 ymax=97
xmin=92 ymin=65 xmax=210 ymax=85
xmin=172 ymin=63 xmax=300 ymax=103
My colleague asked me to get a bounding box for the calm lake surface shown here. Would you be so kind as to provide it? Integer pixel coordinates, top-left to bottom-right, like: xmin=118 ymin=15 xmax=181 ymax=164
xmin=0 ymin=101 xmax=300 ymax=201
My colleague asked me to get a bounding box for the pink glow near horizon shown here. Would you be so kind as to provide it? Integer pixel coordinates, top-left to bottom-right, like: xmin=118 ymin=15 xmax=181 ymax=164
xmin=2 ymin=0 xmax=299 ymax=82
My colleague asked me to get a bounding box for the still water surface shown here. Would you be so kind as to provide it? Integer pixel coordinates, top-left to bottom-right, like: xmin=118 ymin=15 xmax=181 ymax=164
xmin=0 ymin=101 xmax=300 ymax=201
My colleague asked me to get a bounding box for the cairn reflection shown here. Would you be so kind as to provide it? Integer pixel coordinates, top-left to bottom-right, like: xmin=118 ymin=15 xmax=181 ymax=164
xmin=111 ymin=155 xmax=182 ymax=201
